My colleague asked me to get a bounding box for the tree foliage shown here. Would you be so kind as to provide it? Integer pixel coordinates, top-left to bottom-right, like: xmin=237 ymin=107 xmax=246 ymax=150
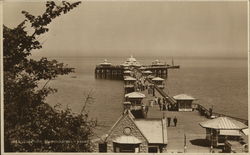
xmin=4 ymin=1 xmax=96 ymax=152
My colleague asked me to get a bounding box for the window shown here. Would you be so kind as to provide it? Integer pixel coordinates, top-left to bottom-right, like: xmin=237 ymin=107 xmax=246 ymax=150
xmin=148 ymin=146 xmax=158 ymax=153
xmin=114 ymin=143 xmax=140 ymax=153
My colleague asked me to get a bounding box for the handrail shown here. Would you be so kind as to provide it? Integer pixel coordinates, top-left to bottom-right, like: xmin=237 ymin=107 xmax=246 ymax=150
xmin=135 ymin=68 xmax=248 ymax=125
xmin=193 ymin=103 xmax=248 ymax=125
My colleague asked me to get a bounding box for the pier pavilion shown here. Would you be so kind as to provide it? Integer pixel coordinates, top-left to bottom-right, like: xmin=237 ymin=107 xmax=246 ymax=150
xmin=95 ymin=56 xmax=180 ymax=80
xmin=124 ymin=76 xmax=137 ymax=94
xmin=121 ymin=55 xmax=142 ymax=68
xmin=93 ymin=110 xmax=168 ymax=153
xmin=124 ymin=92 xmax=147 ymax=118
xmin=152 ymin=77 xmax=165 ymax=89
xmin=199 ymin=117 xmax=248 ymax=148
xmin=142 ymin=70 xmax=153 ymax=77
xmin=173 ymin=94 xmax=196 ymax=112
xmin=123 ymin=70 xmax=132 ymax=77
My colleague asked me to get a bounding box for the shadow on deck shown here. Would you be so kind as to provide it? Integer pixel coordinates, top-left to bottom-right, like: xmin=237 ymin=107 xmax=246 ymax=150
xmin=190 ymin=139 xmax=210 ymax=147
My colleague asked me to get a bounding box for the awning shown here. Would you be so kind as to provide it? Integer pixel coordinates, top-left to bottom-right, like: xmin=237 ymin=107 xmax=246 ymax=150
xmin=199 ymin=117 xmax=248 ymax=130
xmin=220 ymin=130 xmax=241 ymax=136
xmin=124 ymin=77 xmax=136 ymax=81
xmin=173 ymin=94 xmax=196 ymax=100
xmin=152 ymin=77 xmax=164 ymax=81
xmin=124 ymin=70 xmax=132 ymax=73
xmin=113 ymin=136 xmax=142 ymax=144
xmin=125 ymin=92 xmax=146 ymax=98
xmin=142 ymin=70 xmax=152 ymax=74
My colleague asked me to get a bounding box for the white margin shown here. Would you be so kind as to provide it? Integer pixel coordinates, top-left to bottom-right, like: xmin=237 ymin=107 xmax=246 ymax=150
xmin=0 ymin=0 xmax=249 ymax=154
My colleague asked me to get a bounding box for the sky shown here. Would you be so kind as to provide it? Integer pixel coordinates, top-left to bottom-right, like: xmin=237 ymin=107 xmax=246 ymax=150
xmin=3 ymin=1 xmax=248 ymax=58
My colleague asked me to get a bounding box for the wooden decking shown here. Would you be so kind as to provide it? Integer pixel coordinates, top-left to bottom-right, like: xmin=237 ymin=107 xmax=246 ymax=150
xmin=133 ymin=68 xmax=248 ymax=153
xmin=140 ymin=88 xmax=224 ymax=153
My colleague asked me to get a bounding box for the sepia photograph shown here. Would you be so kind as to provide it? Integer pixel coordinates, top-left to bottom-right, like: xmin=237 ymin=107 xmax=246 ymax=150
xmin=1 ymin=0 xmax=249 ymax=153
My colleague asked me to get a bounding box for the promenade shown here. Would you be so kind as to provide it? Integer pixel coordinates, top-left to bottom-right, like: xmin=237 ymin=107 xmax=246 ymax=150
xmin=140 ymin=88 xmax=223 ymax=153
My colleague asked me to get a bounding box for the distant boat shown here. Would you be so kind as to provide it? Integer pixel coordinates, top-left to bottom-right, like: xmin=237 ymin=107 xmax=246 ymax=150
xmin=71 ymin=75 xmax=77 ymax=78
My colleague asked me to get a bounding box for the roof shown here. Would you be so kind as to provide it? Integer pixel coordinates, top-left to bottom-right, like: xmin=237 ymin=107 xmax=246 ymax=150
xmin=104 ymin=110 xmax=167 ymax=145
xmin=113 ymin=135 xmax=142 ymax=144
xmin=152 ymin=77 xmax=164 ymax=81
xmin=121 ymin=56 xmax=141 ymax=67
xmin=125 ymin=92 xmax=146 ymax=98
xmin=124 ymin=76 xmax=136 ymax=81
xmin=199 ymin=117 xmax=248 ymax=130
xmin=142 ymin=70 xmax=152 ymax=74
xmin=173 ymin=94 xmax=196 ymax=100
xmin=105 ymin=110 xmax=147 ymax=143
xmin=135 ymin=119 xmax=167 ymax=144
xmin=124 ymin=70 xmax=132 ymax=73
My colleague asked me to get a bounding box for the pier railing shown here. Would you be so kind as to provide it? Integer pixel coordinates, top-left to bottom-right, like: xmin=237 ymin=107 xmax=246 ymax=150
xmin=193 ymin=103 xmax=248 ymax=125
xmin=135 ymin=68 xmax=248 ymax=126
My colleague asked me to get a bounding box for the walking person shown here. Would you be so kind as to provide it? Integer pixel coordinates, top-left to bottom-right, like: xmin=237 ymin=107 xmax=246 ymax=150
xmin=167 ymin=117 xmax=171 ymax=127
xmin=158 ymin=97 xmax=162 ymax=110
xmin=154 ymin=96 xmax=158 ymax=106
xmin=173 ymin=116 xmax=177 ymax=127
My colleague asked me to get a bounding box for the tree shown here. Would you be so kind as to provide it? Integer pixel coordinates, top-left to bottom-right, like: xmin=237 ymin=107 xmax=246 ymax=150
xmin=3 ymin=1 xmax=96 ymax=152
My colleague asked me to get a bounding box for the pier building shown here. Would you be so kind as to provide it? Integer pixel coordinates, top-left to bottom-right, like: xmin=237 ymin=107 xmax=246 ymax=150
xmin=199 ymin=117 xmax=248 ymax=148
xmin=173 ymin=94 xmax=196 ymax=112
xmin=124 ymin=92 xmax=148 ymax=118
xmin=124 ymin=76 xmax=136 ymax=93
xmin=123 ymin=70 xmax=132 ymax=78
xmin=152 ymin=77 xmax=165 ymax=89
xmin=94 ymin=110 xmax=168 ymax=153
xmin=121 ymin=55 xmax=142 ymax=67
xmin=95 ymin=56 xmax=180 ymax=80
xmin=142 ymin=70 xmax=153 ymax=77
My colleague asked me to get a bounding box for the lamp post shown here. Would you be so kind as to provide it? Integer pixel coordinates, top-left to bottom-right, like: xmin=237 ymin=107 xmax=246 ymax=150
xmin=184 ymin=134 xmax=187 ymax=153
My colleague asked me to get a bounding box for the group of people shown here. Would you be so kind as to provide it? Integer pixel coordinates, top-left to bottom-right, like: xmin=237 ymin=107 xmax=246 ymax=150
xmin=167 ymin=116 xmax=178 ymax=127
xmin=151 ymin=96 xmax=172 ymax=111
xmin=135 ymin=76 xmax=147 ymax=91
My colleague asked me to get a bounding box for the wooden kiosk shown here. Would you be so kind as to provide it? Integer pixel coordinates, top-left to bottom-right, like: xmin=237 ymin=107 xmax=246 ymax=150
xmin=152 ymin=77 xmax=165 ymax=89
xmin=124 ymin=76 xmax=137 ymax=94
xmin=124 ymin=92 xmax=147 ymax=118
xmin=199 ymin=117 xmax=248 ymax=147
xmin=173 ymin=94 xmax=195 ymax=112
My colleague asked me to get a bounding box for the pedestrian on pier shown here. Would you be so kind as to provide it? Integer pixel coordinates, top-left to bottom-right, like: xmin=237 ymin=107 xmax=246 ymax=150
xmin=148 ymin=87 xmax=151 ymax=94
xmin=173 ymin=116 xmax=177 ymax=127
xmin=162 ymin=102 xmax=166 ymax=111
xmin=167 ymin=117 xmax=171 ymax=127
xmin=154 ymin=96 xmax=158 ymax=105
xmin=158 ymin=97 xmax=162 ymax=110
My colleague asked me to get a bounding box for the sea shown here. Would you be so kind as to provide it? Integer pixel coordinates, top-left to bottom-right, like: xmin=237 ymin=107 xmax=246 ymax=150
xmin=42 ymin=56 xmax=248 ymax=136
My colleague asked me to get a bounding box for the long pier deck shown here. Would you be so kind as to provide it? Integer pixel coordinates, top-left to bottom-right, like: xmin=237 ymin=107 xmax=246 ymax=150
xmin=93 ymin=58 xmax=248 ymax=153
xmin=133 ymin=68 xmax=248 ymax=153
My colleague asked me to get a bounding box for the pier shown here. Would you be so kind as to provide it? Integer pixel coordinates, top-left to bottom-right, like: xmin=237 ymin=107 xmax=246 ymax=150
xmin=95 ymin=56 xmax=180 ymax=80
xmin=93 ymin=56 xmax=248 ymax=153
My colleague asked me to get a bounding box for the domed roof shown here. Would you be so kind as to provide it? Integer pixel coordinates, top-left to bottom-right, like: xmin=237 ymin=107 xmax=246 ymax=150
xmin=121 ymin=55 xmax=141 ymax=67
xmin=127 ymin=55 xmax=137 ymax=62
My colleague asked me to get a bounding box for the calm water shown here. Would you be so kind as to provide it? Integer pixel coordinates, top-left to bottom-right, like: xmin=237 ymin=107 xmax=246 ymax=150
xmin=44 ymin=57 xmax=248 ymax=136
